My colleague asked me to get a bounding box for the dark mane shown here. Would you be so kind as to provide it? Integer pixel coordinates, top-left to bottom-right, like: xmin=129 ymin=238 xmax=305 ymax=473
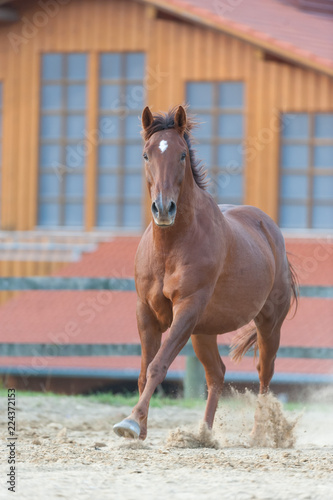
xmin=141 ymin=106 xmax=208 ymax=190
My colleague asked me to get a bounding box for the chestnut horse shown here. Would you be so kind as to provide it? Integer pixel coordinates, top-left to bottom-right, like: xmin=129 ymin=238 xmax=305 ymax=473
xmin=113 ymin=105 xmax=298 ymax=440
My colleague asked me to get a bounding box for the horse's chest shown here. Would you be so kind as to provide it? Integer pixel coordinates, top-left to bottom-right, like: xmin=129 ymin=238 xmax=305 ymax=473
xmin=147 ymin=282 xmax=173 ymax=330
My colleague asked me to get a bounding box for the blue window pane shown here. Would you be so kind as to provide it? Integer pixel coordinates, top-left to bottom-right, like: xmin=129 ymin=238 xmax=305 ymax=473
xmin=281 ymin=175 xmax=308 ymax=200
xmin=67 ymin=85 xmax=86 ymax=110
xmin=100 ymin=54 xmax=121 ymax=79
xmin=195 ymin=144 xmax=212 ymax=167
xmin=65 ymin=174 xmax=84 ymax=196
xmin=192 ymin=114 xmax=213 ymax=139
xmin=66 ymin=115 xmax=85 ymax=139
xmin=187 ymin=83 xmax=213 ymax=108
xmin=281 ymin=145 xmax=308 ymax=169
xmin=39 ymin=174 xmax=60 ymax=197
xmin=219 ymin=114 xmax=243 ymax=138
xmin=279 ymin=204 xmax=307 ymax=228
xmin=124 ymin=174 xmax=142 ymax=198
xmin=314 ymin=114 xmax=333 ymax=138
xmin=99 ymin=85 xmax=120 ymax=109
xmin=125 ymin=115 xmax=141 ymax=138
xmin=97 ymin=174 xmax=118 ymax=197
xmin=126 ymin=53 xmax=145 ymax=80
xmin=218 ymin=144 xmax=243 ymax=168
xmin=40 ymin=145 xmax=61 ymax=167
xmin=38 ymin=203 xmax=60 ymax=226
xmin=40 ymin=115 xmax=62 ymax=139
xmin=314 ymin=146 xmax=333 ymax=168
xmin=41 ymin=85 xmax=62 ymax=109
xmin=217 ymin=173 xmax=243 ymax=199
xmin=219 ymin=82 xmax=243 ymax=108
xmin=123 ymin=204 xmax=142 ymax=228
xmin=313 ymin=176 xmax=333 ymax=200
xmin=97 ymin=204 xmax=118 ymax=226
xmin=125 ymin=84 xmax=145 ymax=110
xmin=98 ymin=145 xmax=119 ymax=168
xmin=66 ymin=145 xmax=85 ymax=169
xmin=67 ymin=54 xmax=87 ymax=80
xmin=64 ymin=203 xmax=84 ymax=226
xmin=282 ymin=114 xmax=309 ymax=138
xmin=99 ymin=116 xmax=120 ymax=139
xmin=125 ymin=145 xmax=143 ymax=169
xmin=42 ymin=54 xmax=63 ymax=80
xmin=312 ymin=205 xmax=333 ymax=229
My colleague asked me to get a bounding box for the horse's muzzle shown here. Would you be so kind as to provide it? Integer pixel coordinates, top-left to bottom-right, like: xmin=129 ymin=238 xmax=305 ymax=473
xmin=151 ymin=198 xmax=177 ymax=226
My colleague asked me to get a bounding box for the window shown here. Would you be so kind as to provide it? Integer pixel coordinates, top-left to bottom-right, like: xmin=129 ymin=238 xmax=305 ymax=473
xmin=0 ymin=83 xmax=2 ymax=224
xmin=38 ymin=53 xmax=88 ymax=227
xmin=279 ymin=113 xmax=333 ymax=229
xmin=97 ymin=52 xmax=145 ymax=228
xmin=187 ymin=82 xmax=245 ymax=204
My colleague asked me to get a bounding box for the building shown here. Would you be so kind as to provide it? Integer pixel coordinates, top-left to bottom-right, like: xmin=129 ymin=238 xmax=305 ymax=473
xmin=0 ymin=0 xmax=332 ymax=392
xmin=0 ymin=0 xmax=332 ymax=234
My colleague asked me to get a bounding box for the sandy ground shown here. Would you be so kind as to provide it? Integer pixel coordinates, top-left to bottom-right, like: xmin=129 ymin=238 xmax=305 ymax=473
xmin=1 ymin=391 xmax=333 ymax=500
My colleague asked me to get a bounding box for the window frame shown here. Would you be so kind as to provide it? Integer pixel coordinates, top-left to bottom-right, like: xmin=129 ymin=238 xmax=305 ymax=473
xmin=0 ymin=82 xmax=2 ymax=225
xmin=96 ymin=51 xmax=145 ymax=229
xmin=279 ymin=112 xmax=333 ymax=229
xmin=38 ymin=53 xmax=88 ymax=228
xmin=186 ymin=81 xmax=245 ymax=206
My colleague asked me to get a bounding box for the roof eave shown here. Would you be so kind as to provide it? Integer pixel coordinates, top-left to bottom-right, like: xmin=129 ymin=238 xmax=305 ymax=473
xmin=139 ymin=0 xmax=333 ymax=78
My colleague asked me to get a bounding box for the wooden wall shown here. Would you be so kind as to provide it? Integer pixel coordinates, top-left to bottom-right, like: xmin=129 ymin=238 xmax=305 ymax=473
xmin=0 ymin=0 xmax=332 ymax=232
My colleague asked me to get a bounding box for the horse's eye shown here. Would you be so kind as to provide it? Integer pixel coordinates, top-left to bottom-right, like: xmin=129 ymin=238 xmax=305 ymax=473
xmin=180 ymin=152 xmax=186 ymax=161
xmin=143 ymin=152 xmax=148 ymax=161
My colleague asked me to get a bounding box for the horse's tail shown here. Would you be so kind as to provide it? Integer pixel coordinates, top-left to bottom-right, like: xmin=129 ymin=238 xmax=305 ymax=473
xmin=230 ymin=324 xmax=258 ymax=363
xmin=288 ymin=257 xmax=299 ymax=318
xmin=230 ymin=258 xmax=299 ymax=363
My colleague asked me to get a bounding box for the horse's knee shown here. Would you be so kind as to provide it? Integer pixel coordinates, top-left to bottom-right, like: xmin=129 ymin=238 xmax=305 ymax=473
xmin=147 ymin=360 xmax=167 ymax=386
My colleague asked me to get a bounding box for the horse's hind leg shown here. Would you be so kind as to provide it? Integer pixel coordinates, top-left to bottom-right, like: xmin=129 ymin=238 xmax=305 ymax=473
xmin=191 ymin=334 xmax=226 ymax=429
xmin=254 ymin=290 xmax=290 ymax=394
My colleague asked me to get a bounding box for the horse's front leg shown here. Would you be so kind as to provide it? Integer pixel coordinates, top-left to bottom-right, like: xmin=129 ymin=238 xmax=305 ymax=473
xmin=137 ymin=301 xmax=163 ymax=439
xmin=137 ymin=301 xmax=163 ymax=396
xmin=113 ymin=296 xmax=205 ymax=439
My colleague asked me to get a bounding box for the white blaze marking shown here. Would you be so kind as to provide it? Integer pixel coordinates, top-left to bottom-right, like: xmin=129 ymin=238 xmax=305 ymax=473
xmin=159 ymin=140 xmax=168 ymax=153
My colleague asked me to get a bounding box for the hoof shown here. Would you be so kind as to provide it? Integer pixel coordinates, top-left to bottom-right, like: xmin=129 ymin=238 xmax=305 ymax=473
xmin=113 ymin=419 xmax=140 ymax=439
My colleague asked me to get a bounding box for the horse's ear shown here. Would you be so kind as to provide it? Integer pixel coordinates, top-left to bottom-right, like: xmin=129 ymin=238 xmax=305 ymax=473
xmin=174 ymin=105 xmax=187 ymax=135
xmin=142 ymin=106 xmax=154 ymax=132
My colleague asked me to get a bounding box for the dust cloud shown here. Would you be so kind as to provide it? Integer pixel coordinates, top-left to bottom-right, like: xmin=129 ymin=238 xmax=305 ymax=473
xmin=166 ymin=390 xmax=301 ymax=449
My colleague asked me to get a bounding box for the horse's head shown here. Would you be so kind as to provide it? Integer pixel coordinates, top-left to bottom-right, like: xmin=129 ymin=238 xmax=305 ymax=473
xmin=141 ymin=105 xmax=190 ymax=227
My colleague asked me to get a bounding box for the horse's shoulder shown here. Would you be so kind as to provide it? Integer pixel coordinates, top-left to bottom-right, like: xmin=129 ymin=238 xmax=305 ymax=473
xmin=219 ymin=204 xmax=273 ymax=226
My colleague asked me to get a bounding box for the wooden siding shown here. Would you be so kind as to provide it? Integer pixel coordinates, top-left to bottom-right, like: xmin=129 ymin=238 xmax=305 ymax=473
xmin=0 ymin=0 xmax=332 ymax=232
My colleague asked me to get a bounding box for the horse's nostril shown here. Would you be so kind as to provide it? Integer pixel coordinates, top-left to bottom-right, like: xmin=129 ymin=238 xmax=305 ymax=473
xmin=151 ymin=201 xmax=159 ymax=217
xmin=168 ymin=201 xmax=177 ymax=217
